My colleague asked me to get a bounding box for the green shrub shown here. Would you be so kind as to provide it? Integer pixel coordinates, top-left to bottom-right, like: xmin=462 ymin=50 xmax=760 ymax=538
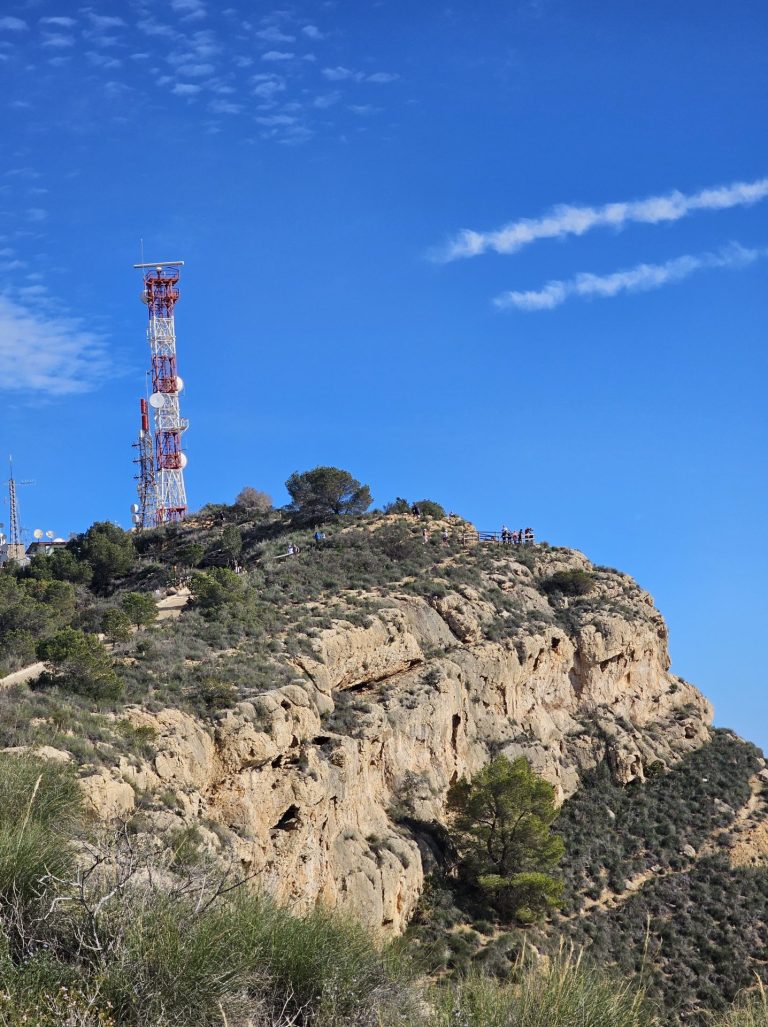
xmin=542 ymin=570 xmax=596 ymax=597
xmin=412 ymin=499 xmax=446 ymax=518
xmin=429 ymin=953 xmax=658 ymax=1027
xmin=0 ymin=754 xmax=83 ymax=902
xmin=101 ymin=607 xmax=132 ymax=643
xmin=36 ymin=628 xmax=122 ymax=701
xmin=121 ymin=591 xmax=157 ymax=629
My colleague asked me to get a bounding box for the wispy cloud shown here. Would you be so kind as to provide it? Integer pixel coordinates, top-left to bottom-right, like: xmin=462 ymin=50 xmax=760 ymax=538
xmin=367 ymin=71 xmax=399 ymax=83
xmin=0 ymin=294 xmax=107 ymax=395
xmin=0 ymin=16 xmax=27 ymax=31
xmin=439 ymin=177 xmax=768 ymax=261
xmin=256 ymin=26 xmax=294 ymax=43
xmin=40 ymin=16 xmax=76 ymax=28
xmin=87 ymin=13 xmax=126 ymax=30
xmin=494 ymin=242 xmax=767 ymax=311
xmin=262 ymin=50 xmax=294 ymax=61
xmin=171 ymin=0 xmax=206 ymax=21
xmin=302 ymin=25 xmax=324 ymax=40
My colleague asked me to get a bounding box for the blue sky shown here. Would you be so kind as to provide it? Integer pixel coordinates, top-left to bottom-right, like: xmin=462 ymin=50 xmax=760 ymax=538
xmin=1 ymin=1 xmax=766 ymax=747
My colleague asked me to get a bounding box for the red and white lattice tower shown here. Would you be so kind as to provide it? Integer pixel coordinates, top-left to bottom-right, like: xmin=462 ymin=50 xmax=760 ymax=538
xmin=135 ymin=261 xmax=188 ymax=524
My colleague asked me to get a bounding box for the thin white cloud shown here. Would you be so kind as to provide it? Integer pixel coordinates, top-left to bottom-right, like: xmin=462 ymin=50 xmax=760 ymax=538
xmin=208 ymin=98 xmax=241 ymax=114
xmin=367 ymin=71 xmax=399 ymax=83
xmin=172 ymin=82 xmax=201 ymax=95
xmin=262 ymin=50 xmax=294 ymax=61
xmin=256 ymin=113 xmax=296 ymax=126
xmin=439 ymin=176 xmax=768 ymax=262
xmin=256 ymin=26 xmax=294 ymax=42
xmin=42 ymin=33 xmax=75 ymax=47
xmin=87 ymin=13 xmax=126 ymax=30
xmin=0 ymin=16 xmax=27 ymax=30
xmin=0 ymin=294 xmax=108 ymax=395
xmin=137 ymin=18 xmax=175 ymax=38
xmin=252 ymin=76 xmax=285 ymax=99
xmin=175 ymin=62 xmax=214 ymax=76
xmin=494 ymin=243 xmax=767 ymax=311
xmin=302 ymin=25 xmax=324 ymax=39
xmin=313 ymin=91 xmax=340 ymax=109
xmin=27 ymin=208 xmax=48 ymax=222
xmin=86 ymin=51 xmax=122 ymax=68
xmin=40 ymin=16 xmax=76 ymax=27
xmin=322 ymin=65 xmax=361 ymax=81
xmin=171 ymin=0 xmax=206 ymax=20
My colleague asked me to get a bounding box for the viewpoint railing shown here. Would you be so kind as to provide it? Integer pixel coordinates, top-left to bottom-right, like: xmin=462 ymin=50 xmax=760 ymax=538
xmin=461 ymin=528 xmax=536 ymax=547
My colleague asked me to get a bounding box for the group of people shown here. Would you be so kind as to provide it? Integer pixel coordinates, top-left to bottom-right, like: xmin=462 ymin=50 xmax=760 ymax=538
xmin=500 ymin=526 xmax=535 ymax=545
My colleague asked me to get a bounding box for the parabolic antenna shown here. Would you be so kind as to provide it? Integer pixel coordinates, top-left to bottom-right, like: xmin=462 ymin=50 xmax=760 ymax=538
xmin=132 ymin=514 xmax=141 ymax=525
xmin=179 ymin=453 xmax=188 ymax=469
xmin=45 ymin=531 xmax=54 ymax=539
xmin=130 ymin=503 xmax=139 ymax=514
xmin=33 ymin=528 xmax=43 ymax=540
xmin=149 ymin=392 xmax=166 ymax=409
xmin=140 ymin=290 xmax=149 ymax=304
xmin=175 ymin=375 xmax=184 ymax=392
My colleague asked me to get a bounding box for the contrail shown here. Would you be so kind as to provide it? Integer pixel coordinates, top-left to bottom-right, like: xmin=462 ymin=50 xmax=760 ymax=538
xmin=493 ymin=242 xmax=766 ymax=312
xmin=436 ymin=177 xmax=768 ymax=262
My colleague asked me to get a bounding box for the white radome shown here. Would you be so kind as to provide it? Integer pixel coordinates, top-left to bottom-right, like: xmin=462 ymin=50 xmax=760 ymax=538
xmin=175 ymin=375 xmax=184 ymax=392
xmin=149 ymin=392 xmax=166 ymax=409
xmin=179 ymin=453 xmax=188 ymax=468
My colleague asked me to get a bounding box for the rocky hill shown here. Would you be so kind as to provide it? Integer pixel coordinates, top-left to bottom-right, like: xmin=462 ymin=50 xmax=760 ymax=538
xmin=1 ymin=503 xmax=765 ymax=1024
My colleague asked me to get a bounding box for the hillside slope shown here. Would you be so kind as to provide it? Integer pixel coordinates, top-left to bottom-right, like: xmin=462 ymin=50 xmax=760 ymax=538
xmin=3 ymin=505 xmax=764 ymax=1023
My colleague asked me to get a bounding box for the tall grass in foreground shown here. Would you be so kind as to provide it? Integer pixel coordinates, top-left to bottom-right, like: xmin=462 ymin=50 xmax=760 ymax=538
xmin=429 ymin=950 xmax=659 ymax=1027
xmin=715 ymin=984 xmax=768 ymax=1027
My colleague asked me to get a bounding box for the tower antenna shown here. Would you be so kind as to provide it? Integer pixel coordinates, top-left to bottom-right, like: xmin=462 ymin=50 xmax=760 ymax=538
xmin=5 ymin=457 xmax=34 ymax=560
xmin=134 ymin=260 xmax=188 ymax=525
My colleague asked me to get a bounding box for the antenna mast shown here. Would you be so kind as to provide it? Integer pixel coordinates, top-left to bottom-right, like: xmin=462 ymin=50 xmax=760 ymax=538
xmin=132 ymin=398 xmax=157 ymax=529
xmin=134 ymin=261 xmax=188 ymax=525
xmin=6 ymin=458 xmax=34 ymax=560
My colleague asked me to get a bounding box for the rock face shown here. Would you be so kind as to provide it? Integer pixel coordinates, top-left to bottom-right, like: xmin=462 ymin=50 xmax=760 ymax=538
xmin=108 ymin=544 xmax=710 ymax=934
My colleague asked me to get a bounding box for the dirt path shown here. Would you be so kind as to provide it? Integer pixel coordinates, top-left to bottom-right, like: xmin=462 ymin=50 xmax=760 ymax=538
xmin=0 ymin=661 xmax=46 ymax=691
xmin=155 ymin=587 xmax=191 ymax=621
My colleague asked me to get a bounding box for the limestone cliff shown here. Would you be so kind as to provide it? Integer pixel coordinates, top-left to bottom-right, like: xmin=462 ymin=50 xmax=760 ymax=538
xmin=84 ymin=530 xmax=712 ymax=934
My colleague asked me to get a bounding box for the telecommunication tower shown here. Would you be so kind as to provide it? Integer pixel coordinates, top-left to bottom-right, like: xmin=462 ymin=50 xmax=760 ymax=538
xmin=133 ymin=261 xmax=188 ymax=525
xmin=132 ymin=397 xmax=157 ymax=529
xmin=5 ymin=458 xmax=34 ymax=560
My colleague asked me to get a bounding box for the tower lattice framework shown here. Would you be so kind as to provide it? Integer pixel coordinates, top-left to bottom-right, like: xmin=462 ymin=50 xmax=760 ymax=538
xmin=138 ymin=263 xmax=188 ymax=524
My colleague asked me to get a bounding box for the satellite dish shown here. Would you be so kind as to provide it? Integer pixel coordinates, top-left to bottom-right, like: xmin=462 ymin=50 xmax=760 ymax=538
xmin=179 ymin=453 xmax=188 ymax=469
xmin=33 ymin=528 xmax=43 ymax=539
xmin=140 ymin=290 xmax=149 ymax=304
xmin=45 ymin=531 xmax=54 ymax=539
xmin=131 ymin=514 xmax=141 ymax=525
xmin=175 ymin=375 xmax=184 ymax=392
xmin=149 ymin=392 xmax=165 ymax=409
xmin=130 ymin=503 xmax=139 ymax=514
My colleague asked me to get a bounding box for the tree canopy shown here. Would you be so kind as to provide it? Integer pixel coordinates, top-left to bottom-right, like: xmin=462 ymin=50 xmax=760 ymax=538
xmin=36 ymin=627 xmax=122 ymax=701
xmin=446 ymin=756 xmax=564 ymax=923
xmin=235 ymin=487 xmax=272 ymax=513
xmin=285 ymin=467 xmax=371 ymax=522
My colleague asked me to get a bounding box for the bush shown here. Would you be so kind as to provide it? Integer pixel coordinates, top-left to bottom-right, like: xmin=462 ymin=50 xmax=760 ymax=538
xmin=0 ymin=753 xmax=83 ymax=902
xmin=235 ymin=486 xmax=273 ymax=513
xmin=101 ymin=607 xmax=132 ymax=643
xmin=429 ymin=953 xmax=658 ymax=1027
xmin=36 ymin=628 xmax=122 ymax=701
xmin=121 ymin=591 xmax=157 ymax=629
xmin=542 ymin=569 xmax=596 ymax=597
xmin=413 ymin=500 xmax=446 ymax=518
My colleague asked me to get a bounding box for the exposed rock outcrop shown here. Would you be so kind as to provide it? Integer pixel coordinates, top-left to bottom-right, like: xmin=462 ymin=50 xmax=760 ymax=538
xmin=87 ymin=544 xmax=712 ymax=934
